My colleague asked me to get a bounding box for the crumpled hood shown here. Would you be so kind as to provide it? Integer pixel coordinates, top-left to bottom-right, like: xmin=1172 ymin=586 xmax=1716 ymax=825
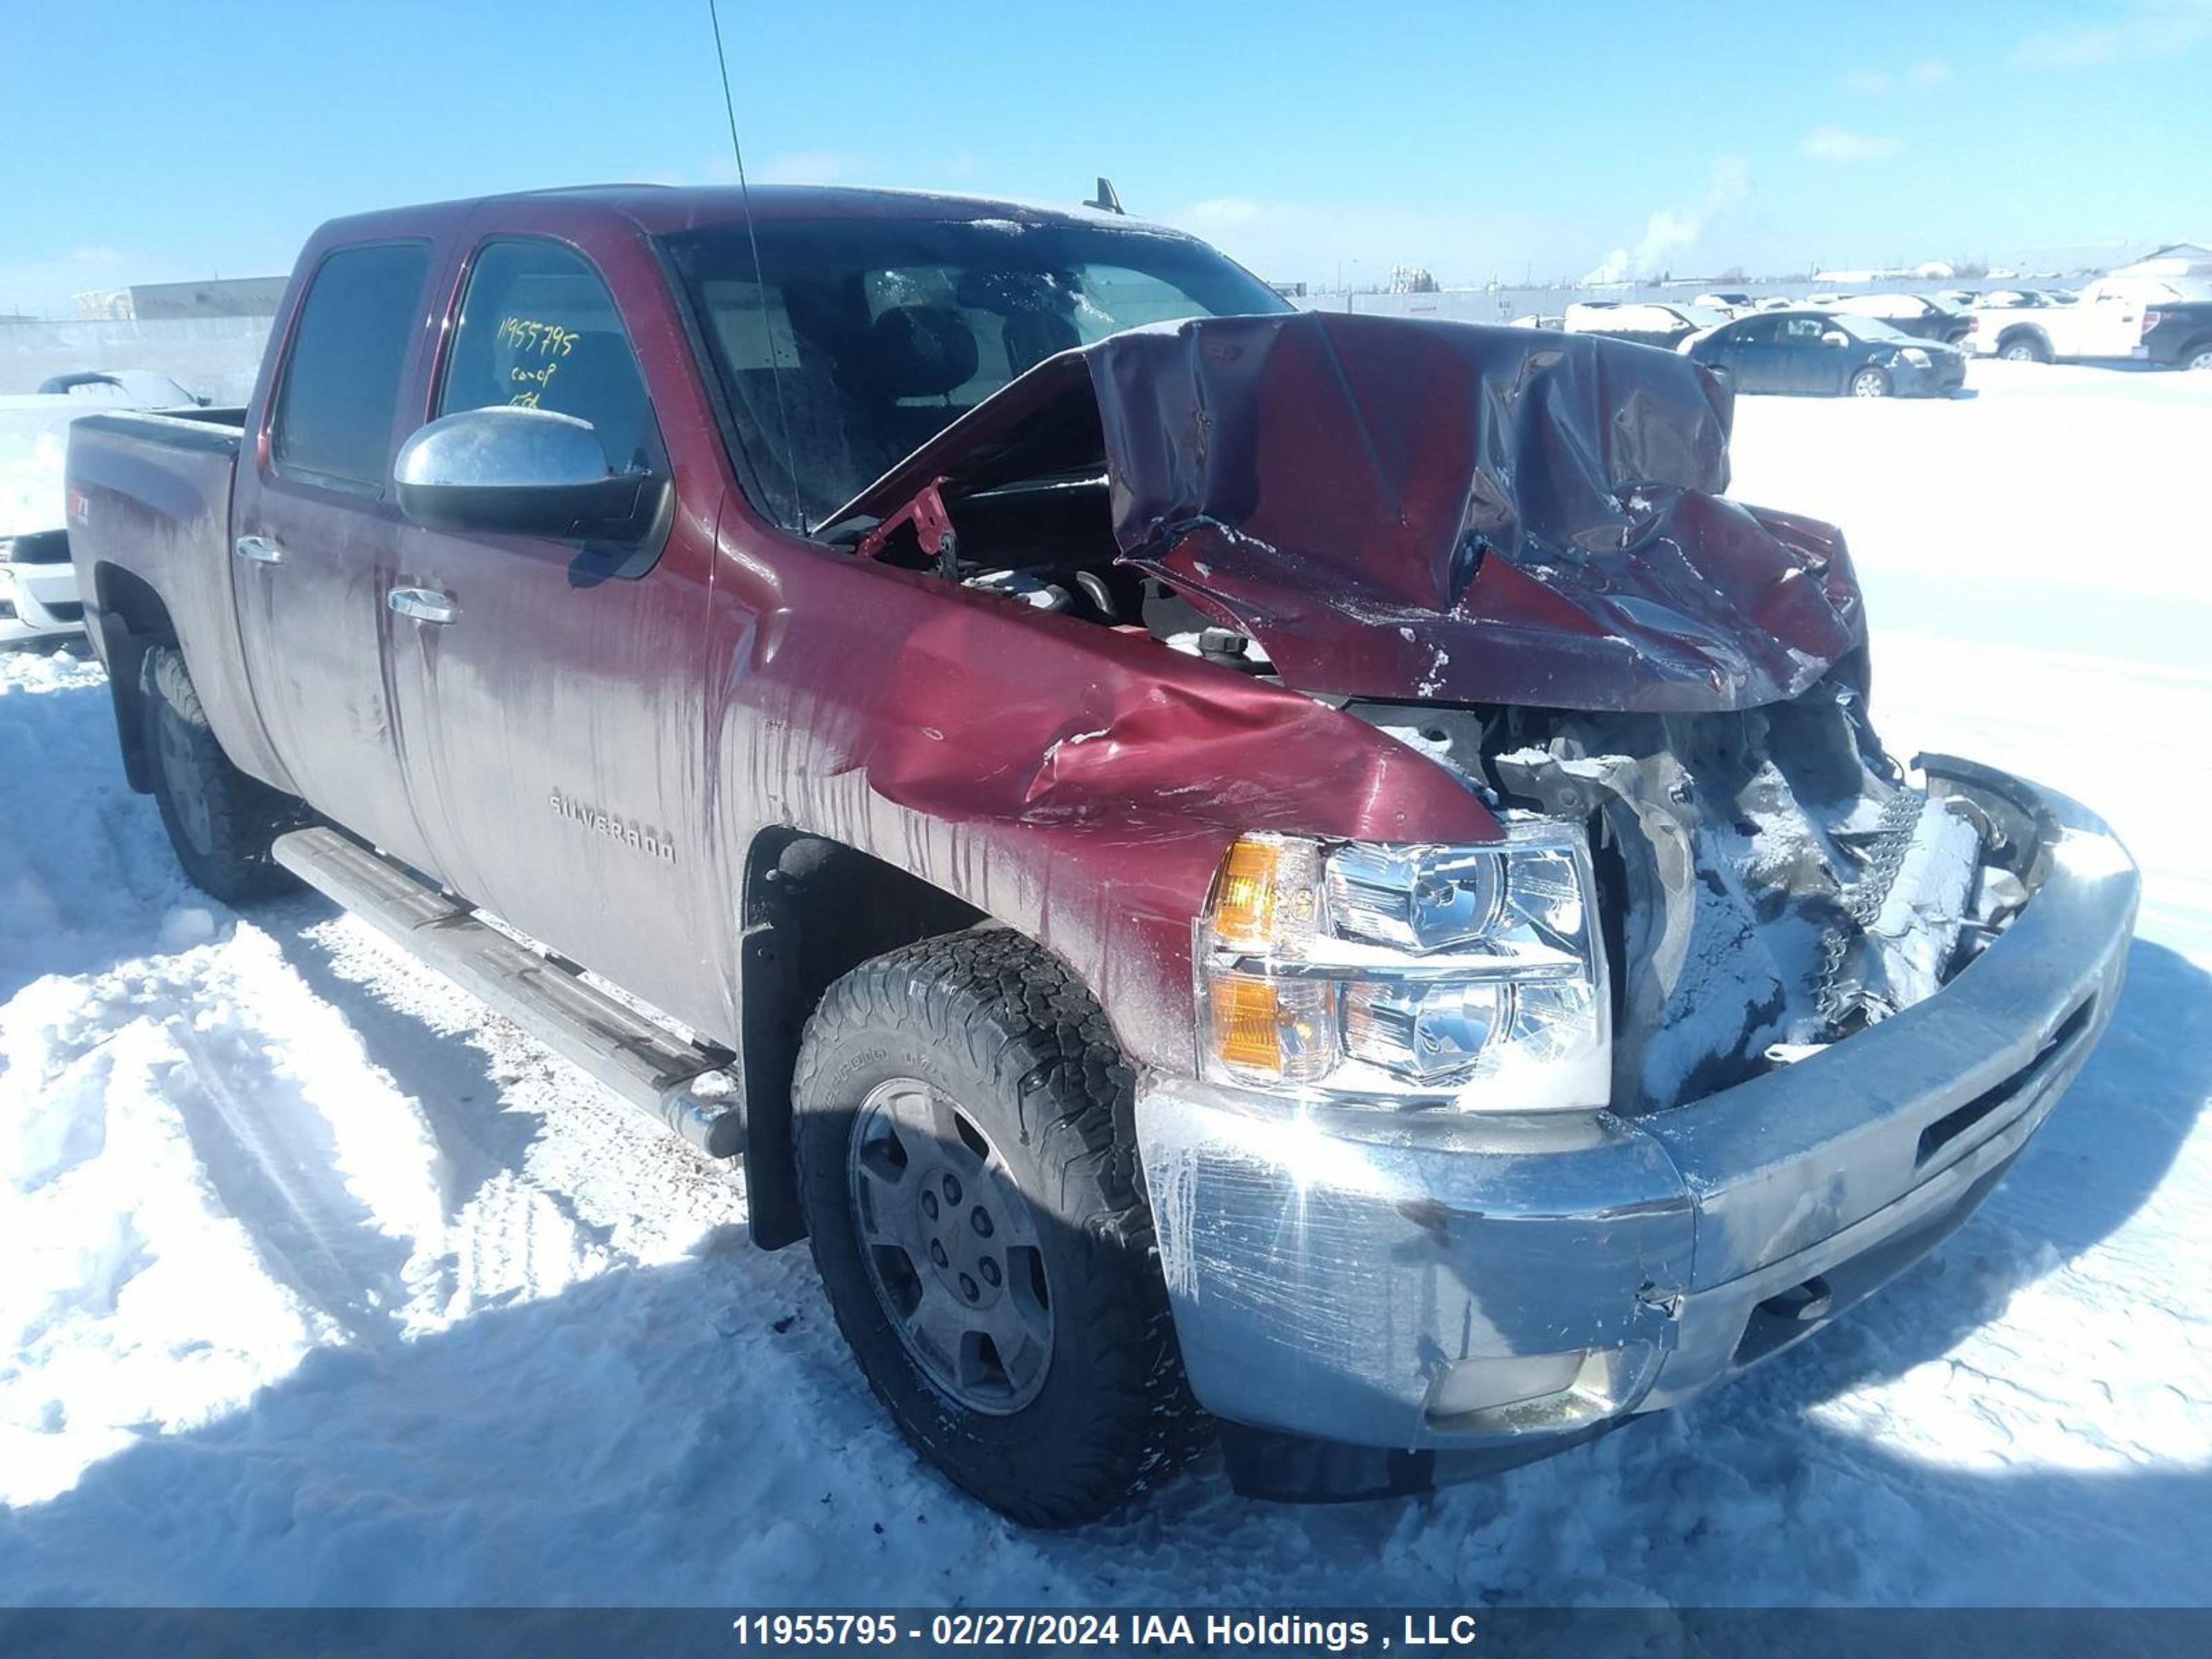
xmin=835 ymin=310 xmax=1867 ymax=713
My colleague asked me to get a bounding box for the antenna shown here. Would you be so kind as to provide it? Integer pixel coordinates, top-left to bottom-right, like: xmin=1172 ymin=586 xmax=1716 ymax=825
xmin=1085 ymin=177 xmax=1125 ymax=216
xmin=707 ymin=0 xmax=806 ymax=532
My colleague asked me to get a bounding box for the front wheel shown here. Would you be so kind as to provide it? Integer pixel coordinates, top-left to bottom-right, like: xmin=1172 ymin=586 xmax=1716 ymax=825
xmin=141 ymin=645 xmax=303 ymax=903
xmin=1999 ymin=336 xmax=2051 ymax=364
xmin=791 ymin=930 xmax=1203 ymax=1526
xmin=1850 ymin=366 xmax=1891 ymax=398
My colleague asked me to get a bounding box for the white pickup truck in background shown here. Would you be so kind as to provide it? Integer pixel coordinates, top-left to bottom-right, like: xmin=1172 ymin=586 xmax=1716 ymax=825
xmin=1967 ymin=276 xmax=2212 ymax=364
xmin=0 ymin=371 xmax=205 ymax=645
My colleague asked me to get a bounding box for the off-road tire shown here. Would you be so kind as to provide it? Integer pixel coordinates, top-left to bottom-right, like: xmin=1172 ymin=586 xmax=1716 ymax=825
xmin=791 ymin=929 xmax=1206 ymax=1526
xmin=141 ymin=645 xmax=303 ymax=903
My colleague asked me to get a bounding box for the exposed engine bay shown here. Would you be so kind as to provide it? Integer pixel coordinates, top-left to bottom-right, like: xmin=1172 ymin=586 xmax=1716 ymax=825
xmin=1342 ymin=661 xmax=2036 ymax=1112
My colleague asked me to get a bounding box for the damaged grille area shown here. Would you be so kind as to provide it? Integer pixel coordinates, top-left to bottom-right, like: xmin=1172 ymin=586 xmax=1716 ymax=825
xmin=1347 ymin=662 xmax=2033 ymax=1113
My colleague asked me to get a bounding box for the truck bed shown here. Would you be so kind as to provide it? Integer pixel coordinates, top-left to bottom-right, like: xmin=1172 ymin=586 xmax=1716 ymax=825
xmin=66 ymin=409 xmax=285 ymax=793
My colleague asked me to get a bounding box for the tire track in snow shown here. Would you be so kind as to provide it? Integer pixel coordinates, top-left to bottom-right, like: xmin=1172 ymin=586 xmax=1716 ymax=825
xmin=162 ymin=1014 xmax=414 ymax=1346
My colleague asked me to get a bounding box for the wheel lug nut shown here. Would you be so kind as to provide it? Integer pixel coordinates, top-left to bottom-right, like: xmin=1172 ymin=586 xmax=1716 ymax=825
xmin=959 ymin=1274 xmax=979 ymax=1302
xmin=929 ymin=1241 xmax=948 ymax=1268
xmin=971 ymin=1207 xmax=993 ymax=1239
xmin=941 ymin=1174 xmax=962 ymax=1204
xmin=980 ymin=1257 xmax=1000 ymax=1287
xmin=921 ymin=1191 xmax=939 ymax=1220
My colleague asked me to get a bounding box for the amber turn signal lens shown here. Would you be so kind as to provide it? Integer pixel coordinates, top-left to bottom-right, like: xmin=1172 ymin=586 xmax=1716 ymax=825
xmin=1208 ymin=973 xmax=1284 ymax=1071
xmin=1211 ymin=837 xmax=1284 ymax=949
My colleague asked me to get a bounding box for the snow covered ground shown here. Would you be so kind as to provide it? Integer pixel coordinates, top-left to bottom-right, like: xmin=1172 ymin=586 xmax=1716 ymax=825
xmin=1 ymin=362 xmax=2206 ymax=1609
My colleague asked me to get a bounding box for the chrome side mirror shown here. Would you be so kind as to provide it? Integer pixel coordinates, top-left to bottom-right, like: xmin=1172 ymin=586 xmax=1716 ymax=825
xmin=395 ymin=406 xmax=654 ymax=539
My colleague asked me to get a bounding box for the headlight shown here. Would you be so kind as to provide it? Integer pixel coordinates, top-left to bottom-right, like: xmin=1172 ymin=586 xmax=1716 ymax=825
xmin=1897 ymin=348 xmax=1932 ymax=368
xmin=1195 ymin=822 xmax=1611 ymax=1112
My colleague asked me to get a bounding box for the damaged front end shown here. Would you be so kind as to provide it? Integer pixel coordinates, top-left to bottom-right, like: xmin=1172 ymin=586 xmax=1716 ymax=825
xmin=823 ymin=312 xmax=2138 ymax=1502
xmin=1347 ymin=655 xmax=2036 ymax=1116
xmin=825 ymin=308 xmax=2032 ymax=1111
xmin=1139 ymin=742 xmax=2134 ymax=1502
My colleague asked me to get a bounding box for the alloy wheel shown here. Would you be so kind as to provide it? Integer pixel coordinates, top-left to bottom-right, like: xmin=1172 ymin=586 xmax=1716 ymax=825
xmin=847 ymin=1076 xmax=1055 ymax=1414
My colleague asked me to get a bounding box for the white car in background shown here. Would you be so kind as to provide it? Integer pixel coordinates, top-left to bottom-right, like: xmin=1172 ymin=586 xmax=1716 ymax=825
xmin=1967 ymin=276 xmax=2212 ymax=364
xmin=1 ymin=371 xmax=204 ymax=646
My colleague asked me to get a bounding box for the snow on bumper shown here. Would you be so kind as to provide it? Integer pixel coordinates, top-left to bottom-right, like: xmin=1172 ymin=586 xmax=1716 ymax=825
xmin=1136 ymin=760 xmax=2137 ymax=1459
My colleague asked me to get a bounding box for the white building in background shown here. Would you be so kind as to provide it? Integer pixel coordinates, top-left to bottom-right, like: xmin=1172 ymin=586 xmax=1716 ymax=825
xmin=2108 ymin=243 xmax=2212 ymax=281
xmin=68 ymin=275 xmax=288 ymax=323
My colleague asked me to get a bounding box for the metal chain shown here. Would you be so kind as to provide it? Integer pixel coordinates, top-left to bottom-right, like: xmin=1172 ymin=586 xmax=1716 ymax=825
xmin=1815 ymin=786 xmax=1925 ymax=1027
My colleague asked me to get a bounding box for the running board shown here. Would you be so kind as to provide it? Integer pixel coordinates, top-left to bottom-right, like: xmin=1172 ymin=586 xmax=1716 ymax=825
xmin=272 ymin=827 xmax=744 ymax=1158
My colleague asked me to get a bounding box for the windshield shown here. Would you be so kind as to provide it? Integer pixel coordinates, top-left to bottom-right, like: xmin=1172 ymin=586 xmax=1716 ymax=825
xmin=663 ymin=216 xmax=1288 ymax=529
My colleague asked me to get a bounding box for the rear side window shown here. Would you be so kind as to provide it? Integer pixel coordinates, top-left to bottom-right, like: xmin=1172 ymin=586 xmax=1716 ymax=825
xmin=271 ymin=242 xmax=430 ymax=491
xmin=438 ymin=239 xmax=659 ymax=474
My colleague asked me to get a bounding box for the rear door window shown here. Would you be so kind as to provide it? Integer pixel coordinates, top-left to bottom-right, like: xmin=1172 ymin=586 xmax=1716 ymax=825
xmin=271 ymin=242 xmax=431 ymax=492
xmin=438 ymin=239 xmax=659 ymax=474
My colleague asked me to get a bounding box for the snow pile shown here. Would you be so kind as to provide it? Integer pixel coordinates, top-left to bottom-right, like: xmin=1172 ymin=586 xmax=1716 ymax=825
xmin=0 ymin=418 xmax=69 ymax=536
xmin=0 ymin=362 xmax=2209 ymax=1607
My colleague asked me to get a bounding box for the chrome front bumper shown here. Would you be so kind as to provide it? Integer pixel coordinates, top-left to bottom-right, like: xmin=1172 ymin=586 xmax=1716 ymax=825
xmin=1136 ymin=761 xmax=2137 ymax=1477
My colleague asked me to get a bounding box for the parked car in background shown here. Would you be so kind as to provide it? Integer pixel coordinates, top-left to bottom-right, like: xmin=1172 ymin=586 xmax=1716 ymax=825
xmin=2139 ymin=296 xmax=2212 ymax=371
xmin=2 ymin=371 xmax=209 ymax=645
xmin=1817 ymin=292 xmax=1972 ymax=344
xmin=37 ymin=370 xmax=209 ymax=407
xmin=1692 ymin=290 xmax=1754 ymax=317
xmin=62 ymin=182 xmax=2133 ymax=1523
xmin=1684 ymin=309 xmax=1967 ymax=397
xmin=1969 ymin=276 xmax=2212 ymax=364
xmin=1562 ymin=299 xmax=1729 ymax=349
xmin=1506 ymin=312 xmax=1564 ymax=330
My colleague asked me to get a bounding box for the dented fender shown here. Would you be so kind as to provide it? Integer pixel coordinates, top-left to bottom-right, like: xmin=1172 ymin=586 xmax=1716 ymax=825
xmin=706 ymin=538 xmax=1500 ymax=1072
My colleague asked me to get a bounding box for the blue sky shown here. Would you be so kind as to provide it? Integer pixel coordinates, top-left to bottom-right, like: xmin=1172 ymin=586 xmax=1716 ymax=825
xmin=6 ymin=0 xmax=2208 ymax=312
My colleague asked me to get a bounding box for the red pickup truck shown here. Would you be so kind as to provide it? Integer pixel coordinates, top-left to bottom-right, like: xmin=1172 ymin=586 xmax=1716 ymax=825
xmin=66 ymin=185 xmax=2137 ymax=1525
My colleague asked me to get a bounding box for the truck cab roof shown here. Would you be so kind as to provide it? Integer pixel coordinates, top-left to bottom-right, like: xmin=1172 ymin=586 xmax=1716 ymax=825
xmin=309 ymin=182 xmax=1188 ymax=248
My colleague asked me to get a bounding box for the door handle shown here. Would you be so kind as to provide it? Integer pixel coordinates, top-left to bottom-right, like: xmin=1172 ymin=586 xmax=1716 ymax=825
xmin=234 ymin=534 xmax=285 ymax=565
xmin=387 ymin=585 xmax=460 ymax=625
